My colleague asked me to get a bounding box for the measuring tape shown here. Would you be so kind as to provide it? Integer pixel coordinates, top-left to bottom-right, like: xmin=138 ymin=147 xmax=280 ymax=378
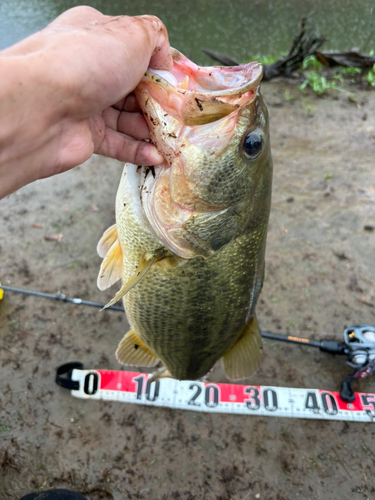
xmin=56 ymin=364 xmax=375 ymax=422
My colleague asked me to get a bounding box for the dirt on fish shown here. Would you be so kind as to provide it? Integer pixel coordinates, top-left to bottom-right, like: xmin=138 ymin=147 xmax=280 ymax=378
xmin=1 ymin=80 xmax=375 ymax=500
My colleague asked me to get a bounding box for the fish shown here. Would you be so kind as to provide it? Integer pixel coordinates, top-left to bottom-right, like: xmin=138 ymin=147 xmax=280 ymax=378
xmin=97 ymin=49 xmax=273 ymax=381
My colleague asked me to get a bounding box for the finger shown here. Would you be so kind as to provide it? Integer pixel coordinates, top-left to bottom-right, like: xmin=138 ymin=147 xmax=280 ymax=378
xmin=113 ymin=94 xmax=140 ymax=113
xmin=49 ymin=10 xmax=173 ymax=72
xmin=102 ymin=108 xmax=150 ymax=140
xmin=135 ymin=15 xmax=173 ymax=70
xmin=47 ymin=6 xmax=102 ymax=29
xmin=95 ymin=128 xmax=164 ymax=165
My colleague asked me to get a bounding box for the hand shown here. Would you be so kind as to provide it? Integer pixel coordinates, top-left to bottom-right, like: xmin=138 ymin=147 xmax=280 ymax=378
xmin=0 ymin=7 xmax=172 ymax=198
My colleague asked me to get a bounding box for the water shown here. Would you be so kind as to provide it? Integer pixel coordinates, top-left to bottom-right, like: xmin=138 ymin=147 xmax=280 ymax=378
xmin=1 ymin=0 xmax=374 ymax=65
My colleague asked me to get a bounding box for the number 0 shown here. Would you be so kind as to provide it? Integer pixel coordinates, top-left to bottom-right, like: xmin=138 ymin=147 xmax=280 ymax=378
xmin=263 ymin=389 xmax=278 ymax=411
xmin=84 ymin=372 xmax=98 ymax=395
xmin=205 ymin=385 xmax=219 ymax=408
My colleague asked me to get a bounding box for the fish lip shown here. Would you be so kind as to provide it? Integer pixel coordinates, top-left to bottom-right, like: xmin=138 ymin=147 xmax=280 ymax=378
xmin=144 ymin=48 xmax=263 ymax=97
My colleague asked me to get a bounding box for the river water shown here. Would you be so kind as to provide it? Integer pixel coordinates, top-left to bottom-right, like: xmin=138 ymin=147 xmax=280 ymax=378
xmin=1 ymin=0 xmax=374 ymax=64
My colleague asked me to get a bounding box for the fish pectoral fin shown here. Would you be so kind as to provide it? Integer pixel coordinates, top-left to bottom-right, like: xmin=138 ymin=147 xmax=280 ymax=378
xmin=97 ymin=224 xmax=118 ymax=258
xmin=222 ymin=315 xmax=263 ymax=381
xmin=97 ymin=239 xmax=123 ymax=291
xmin=148 ymin=366 xmax=172 ymax=382
xmin=102 ymin=248 xmax=168 ymax=309
xmin=116 ymin=330 xmax=159 ymax=367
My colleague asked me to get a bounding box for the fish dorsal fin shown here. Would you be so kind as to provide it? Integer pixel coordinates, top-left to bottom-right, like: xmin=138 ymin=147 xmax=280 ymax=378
xmin=97 ymin=239 xmax=123 ymax=291
xmin=116 ymin=330 xmax=159 ymax=367
xmin=102 ymin=248 xmax=167 ymax=309
xmin=222 ymin=315 xmax=262 ymax=381
xmin=97 ymin=224 xmax=118 ymax=258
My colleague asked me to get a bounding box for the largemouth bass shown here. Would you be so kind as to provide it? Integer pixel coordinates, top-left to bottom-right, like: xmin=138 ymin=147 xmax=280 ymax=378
xmin=97 ymin=49 xmax=272 ymax=381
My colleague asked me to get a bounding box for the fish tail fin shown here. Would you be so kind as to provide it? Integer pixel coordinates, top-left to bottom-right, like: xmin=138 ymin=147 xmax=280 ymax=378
xmin=222 ymin=314 xmax=262 ymax=381
xmin=116 ymin=330 xmax=159 ymax=367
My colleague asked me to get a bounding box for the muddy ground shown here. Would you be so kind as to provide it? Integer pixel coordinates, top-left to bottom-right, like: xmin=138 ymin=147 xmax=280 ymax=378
xmin=1 ymin=80 xmax=375 ymax=500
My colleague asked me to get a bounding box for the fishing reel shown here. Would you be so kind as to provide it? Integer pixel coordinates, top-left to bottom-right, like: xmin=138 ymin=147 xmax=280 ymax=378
xmin=340 ymin=324 xmax=375 ymax=402
xmin=262 ymin=323 xmax=375 ymax=403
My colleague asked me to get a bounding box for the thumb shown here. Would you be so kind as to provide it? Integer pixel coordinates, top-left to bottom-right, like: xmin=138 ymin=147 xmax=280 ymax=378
xmin=135 ymin=15 xmax=173 ymax=71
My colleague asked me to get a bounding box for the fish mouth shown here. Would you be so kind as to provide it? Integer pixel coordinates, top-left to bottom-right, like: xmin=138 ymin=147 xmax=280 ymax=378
xmin=148 ymin=48 xmax=262 ymax=97
xmin=135 ymin=48 xmax=263 ymax=173
xmin=138 ymin=48 xmax=263 ymax=128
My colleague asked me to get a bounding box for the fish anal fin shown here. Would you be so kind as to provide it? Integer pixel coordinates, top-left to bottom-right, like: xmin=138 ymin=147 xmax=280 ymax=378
xmin=97 ymin=224 xmax=118 ymax=258
xmin=116 ymin=330 xmax=159 ymax=367
xmin=222 ymin=315 xmax=262 ymax=381
xmin=102 ymin=248 xmax=167 ymax=309
xmin=97 ymin=239 xmax=123 ymax=291
xmin=149 ymin=366 xmax=172 ymax=382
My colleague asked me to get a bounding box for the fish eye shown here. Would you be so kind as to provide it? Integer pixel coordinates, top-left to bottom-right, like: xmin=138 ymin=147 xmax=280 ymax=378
xmin=242 ymin=131 xmax=262 ymax=159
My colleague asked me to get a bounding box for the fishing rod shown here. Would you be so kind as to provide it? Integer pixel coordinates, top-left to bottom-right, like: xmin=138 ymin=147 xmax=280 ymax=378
xmin=1 ymin=283 xmax=375 ymax=402
xmin=0 ymin=284 xmax=124 ymax=311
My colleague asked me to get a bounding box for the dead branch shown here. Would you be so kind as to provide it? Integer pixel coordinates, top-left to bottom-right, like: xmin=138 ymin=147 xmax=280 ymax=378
xmin=202 ymin=18 xmax=374 ymax=80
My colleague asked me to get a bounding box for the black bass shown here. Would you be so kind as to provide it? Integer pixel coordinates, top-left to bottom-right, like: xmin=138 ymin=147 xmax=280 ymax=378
xmin=97 ymin=49 xmax=272 ymax=381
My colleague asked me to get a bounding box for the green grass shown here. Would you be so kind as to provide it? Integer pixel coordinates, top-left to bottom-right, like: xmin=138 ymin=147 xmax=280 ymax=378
xmin=366 ymin=64 xmax=375 ymax=86
xmin=249 ymin=53 xmax=285 ymax=65
xmin=297 ymin=56 xmax=371 ymax=95
xmin=302 ymin=55 xmax=323 ymax=71
xmin=248 ymin=53 xmax=375 ymax=95
xmin=341 ymin=66 xmax=362 ymax=76
xmin=299 ymin=71 xmax=344 ymax=95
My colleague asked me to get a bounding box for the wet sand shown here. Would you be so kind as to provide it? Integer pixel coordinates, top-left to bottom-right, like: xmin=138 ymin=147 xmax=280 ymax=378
xmin=1 ymin=80 xmax=375 ymax=500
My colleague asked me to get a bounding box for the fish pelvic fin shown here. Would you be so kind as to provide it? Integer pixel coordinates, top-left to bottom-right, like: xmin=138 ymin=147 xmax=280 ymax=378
xmin=102 ymin=247 xmax=168 ymax=309
xmin=97 ymin=238 xmax=123 ymax=291
xmin=116 ymin=330 xmax=159 ymax=367
xmin=222 ymin=314 xmax=263 ymax=381
xmin=97 ymin=224 xmax=118 ymax=258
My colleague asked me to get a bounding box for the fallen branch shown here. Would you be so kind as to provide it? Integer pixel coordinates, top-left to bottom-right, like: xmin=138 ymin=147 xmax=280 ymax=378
xmin=315 ymin=50 xmax=375 ymax=68
xmin=202 ymin=19 xmax=374 ymax=80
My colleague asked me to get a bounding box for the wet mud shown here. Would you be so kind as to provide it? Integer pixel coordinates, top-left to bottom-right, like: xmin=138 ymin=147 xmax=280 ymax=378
xmin=1 ymin=81 xmax=375 ymax=499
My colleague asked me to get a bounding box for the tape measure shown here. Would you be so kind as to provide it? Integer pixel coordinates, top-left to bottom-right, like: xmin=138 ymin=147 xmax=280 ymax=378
xmin=56 ymin=364 xmax=375 ymax=422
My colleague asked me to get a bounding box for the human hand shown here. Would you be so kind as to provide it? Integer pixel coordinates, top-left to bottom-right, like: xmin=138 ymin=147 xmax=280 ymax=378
xmin=0 ymin=7 xmax=172 ymax=198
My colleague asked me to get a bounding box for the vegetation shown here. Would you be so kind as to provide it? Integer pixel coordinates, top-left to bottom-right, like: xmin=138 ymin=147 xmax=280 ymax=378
xmin=297 ymin=54 xmax=375 ymax=95
xmin=249 ymin=51 xmax=375 ymax=96
xmin=251 ymin=54 xmax=283 ymax=66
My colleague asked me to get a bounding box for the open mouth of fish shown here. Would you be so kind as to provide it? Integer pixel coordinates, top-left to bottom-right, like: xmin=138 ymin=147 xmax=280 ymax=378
xmin=132 ymin=49 xmax=264 ymax=259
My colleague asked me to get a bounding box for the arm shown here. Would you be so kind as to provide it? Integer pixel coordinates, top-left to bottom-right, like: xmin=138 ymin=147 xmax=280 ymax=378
xmin=0 ymin=6 xmax=172 ymax=198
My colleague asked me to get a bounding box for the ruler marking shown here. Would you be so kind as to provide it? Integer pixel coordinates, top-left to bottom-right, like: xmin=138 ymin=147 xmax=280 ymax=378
xmin=69 ymin=369 xmax=374 ymax=422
